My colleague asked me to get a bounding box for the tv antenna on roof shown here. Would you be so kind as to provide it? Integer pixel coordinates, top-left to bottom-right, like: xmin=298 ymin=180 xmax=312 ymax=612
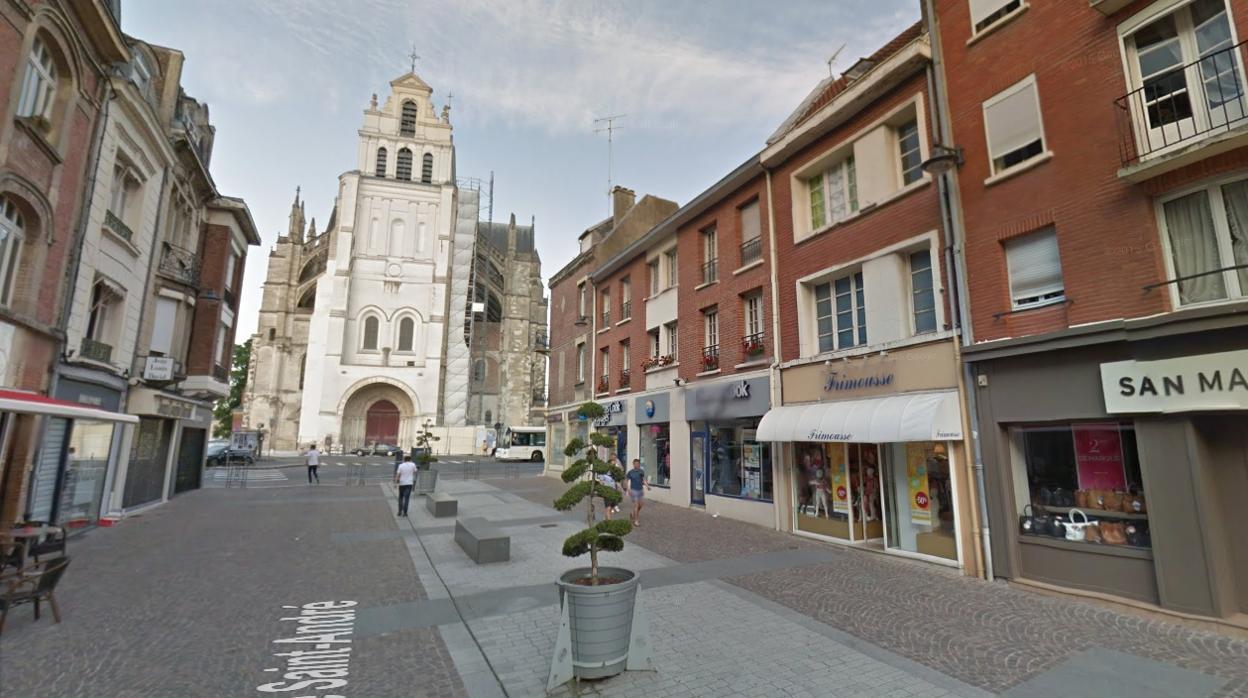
xmin=826 ymin=43 xmax=846 ymax=78
xmin=593 ymin=114 xmax=626 ymax=215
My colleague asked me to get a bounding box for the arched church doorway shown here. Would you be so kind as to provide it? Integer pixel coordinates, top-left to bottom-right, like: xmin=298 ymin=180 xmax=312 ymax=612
xmin=366 ymin=399 xmax=400 ymax=445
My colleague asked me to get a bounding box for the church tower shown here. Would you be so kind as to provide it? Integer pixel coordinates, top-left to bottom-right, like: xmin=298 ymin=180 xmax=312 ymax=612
xmin=295 ymin=69 xmax=457 ymax=450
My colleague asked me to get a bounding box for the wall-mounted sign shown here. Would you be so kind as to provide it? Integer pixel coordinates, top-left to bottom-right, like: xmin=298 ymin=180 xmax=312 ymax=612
xmin=1101 ymin=349 xmax=1248 ymax=414
xmin=731 ymin=380 xmax=751 ymax=398
xmin=686 ymin=376 xmax=770 ymax=420
xmin=156 ymin=396 xmax=196 ymax=420
xmin=635 ymin=392 xmax=669 ymax=424
xmin=781 ymin=341 xmax=958 ymax=404
xmin=825 ymin=370 xmax=894 ymax=392
xmin=593 ymin=400 xmax=627 ymax=427
xmin=1072 ymin=423 xmax=1127 ymax=490
xmin=143 ymin=356 xmax=176 ymax=381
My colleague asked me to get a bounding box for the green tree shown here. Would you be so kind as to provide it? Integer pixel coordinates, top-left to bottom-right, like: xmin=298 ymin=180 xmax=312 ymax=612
xmin=553 ymin=402 xmax=631 ymax=583
xmin=213 ymin=339 xmax=252 ymax=438
xmin=414 ymin=419 xmax=440 ymax=470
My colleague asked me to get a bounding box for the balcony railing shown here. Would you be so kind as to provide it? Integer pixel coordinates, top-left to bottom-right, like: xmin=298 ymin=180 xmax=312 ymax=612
xmin=601 ymin=310 xmax=611 ymax=327
xmin=212 ymin=364 xmax=229 ymax=382
xmin=596 ymin=376 xmax=610 ymax=394
xmin=1115 ymin=39 xmax=1248 ymax=167
xmin=104 ymin=209 xmax=134 ymax=242
xmin=80 ymin=337 xmax=113 ymax=364
xmin=223 ymin=286 xmax=237 ymax=309
xmin=742 ymin=331 xmax=766 ymax=360
xmin=158 ymin=241 xmax=200 ymax=287
xmin=700 ymin=345 xmax=720 ymax=372
xmin=620 ymin=301 xmax=631 ymax=320
xmin=619 ymin=369 xmax=630 ymax=387
xmin=740 ymin=237 xmax=762 ymax=266
xmin=702 ymin=259 xmax=718 ymax=285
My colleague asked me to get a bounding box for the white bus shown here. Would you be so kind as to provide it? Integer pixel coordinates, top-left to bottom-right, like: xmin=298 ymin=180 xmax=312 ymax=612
xmin=494 ymin=426 xmax=547 ymax=462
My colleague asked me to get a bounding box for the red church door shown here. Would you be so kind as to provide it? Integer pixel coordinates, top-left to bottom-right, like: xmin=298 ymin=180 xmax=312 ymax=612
xmin=365 ymin=400 xmax=400 ymax=445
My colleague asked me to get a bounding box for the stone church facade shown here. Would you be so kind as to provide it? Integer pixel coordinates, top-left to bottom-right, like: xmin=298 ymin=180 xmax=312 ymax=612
xmin=243 ymin=71 xmax=547 ymax=452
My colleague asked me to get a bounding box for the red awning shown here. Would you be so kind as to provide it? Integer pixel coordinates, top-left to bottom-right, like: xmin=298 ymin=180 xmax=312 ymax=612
xmin=0 ymin=389 xmax=139 ymax=424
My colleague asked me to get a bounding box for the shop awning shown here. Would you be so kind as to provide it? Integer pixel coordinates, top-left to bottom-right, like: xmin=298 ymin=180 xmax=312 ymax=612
xmin=756 ymin=390 xmax=963 ymax=444
xmin=0 ymin=390 xmax=139 ymax=424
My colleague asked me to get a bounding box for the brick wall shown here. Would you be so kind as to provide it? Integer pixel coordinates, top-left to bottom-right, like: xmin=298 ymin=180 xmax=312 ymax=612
xmin=594 ymin=254 xmax=650 ymax=393
xmin=547 ymin=255 xmax=593 ymax=407
xmin=769 ymin=73 xmax=948 ymax=363
xmin=934 ymin=0 xmax=1248 ymax=343
xmin=675 ymin=173 xmax=774 ymax=381
xmin=186 ymin=222 xmax=234 ymax=374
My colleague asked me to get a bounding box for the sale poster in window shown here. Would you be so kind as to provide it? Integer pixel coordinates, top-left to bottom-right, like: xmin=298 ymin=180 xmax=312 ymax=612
xmin=1073 ymin=424 xmax=1127 ymax=490
xmin=906 ymin=443 xmax=931 ymax=526
xmin=829 ymin=443 xmax=850 ymax=514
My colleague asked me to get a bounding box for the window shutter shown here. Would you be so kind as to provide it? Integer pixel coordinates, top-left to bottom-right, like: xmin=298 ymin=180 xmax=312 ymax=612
xmin=741 ymin=201 xmax=761 ymax=242
xmin=969 ymin=0 xmax=1015 ymax=29
xmin=150 ymin=297 xmax=178 ymax=354
xmin=29 ymin=418 xmax=69 ymax=521
xmin=1005 ymin=228 xmax=1064 ymax=303
xmin=985 ymin=79 xmax=1043 ymax=161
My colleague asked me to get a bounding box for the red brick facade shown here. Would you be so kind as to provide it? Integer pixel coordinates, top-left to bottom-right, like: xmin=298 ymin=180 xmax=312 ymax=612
xmin=594 ymin=255 xmax=650 ymax=394
xmin=186 ymin=219 xmax=247 ymax=376
xmin=934 ymin=0 xmax=1248 ymax=343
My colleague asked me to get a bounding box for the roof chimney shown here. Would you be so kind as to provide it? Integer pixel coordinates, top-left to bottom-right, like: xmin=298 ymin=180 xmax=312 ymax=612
xmin=611 ymin=186 xmax=636 ymax=225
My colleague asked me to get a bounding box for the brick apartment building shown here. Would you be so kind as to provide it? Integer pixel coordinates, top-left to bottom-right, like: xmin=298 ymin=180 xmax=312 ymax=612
xmin=932 ymin=0 xmax=1248 ymax=619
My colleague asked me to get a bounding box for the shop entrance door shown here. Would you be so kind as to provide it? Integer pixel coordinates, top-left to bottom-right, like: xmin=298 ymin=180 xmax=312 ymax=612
xmin=173 ymin=427 xmax=205 ymax=495
xmin=880 ymin=442 xmax=958 ymax=562
xmin=690 ymin=431 xmax=706 ymax=506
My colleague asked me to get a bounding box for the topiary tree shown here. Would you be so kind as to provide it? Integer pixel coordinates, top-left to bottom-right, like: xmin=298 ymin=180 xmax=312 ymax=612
xmin=553 ymin=402 xmax=632 ymax=584
xmin=414 ymin=419 xmax=440 ymax=471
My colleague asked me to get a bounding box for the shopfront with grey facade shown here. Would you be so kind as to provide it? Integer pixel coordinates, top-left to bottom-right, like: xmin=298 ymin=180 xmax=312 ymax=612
xmin=635 ymin=391 xmax=672 ymax=487
xmin=593 ymin=398 xmax=628 ymax=464
xmin=968 ymin=322 xmax=1248 ymax=620
xmin=686 ymin=374 xmax=773 ymax=514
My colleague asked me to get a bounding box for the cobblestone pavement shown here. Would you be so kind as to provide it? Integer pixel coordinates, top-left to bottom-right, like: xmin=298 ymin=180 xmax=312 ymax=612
xmin=0 ymin=484 xmax=466 ymax=698
xmin=491 ymin=475 xmax=1248 ymax=697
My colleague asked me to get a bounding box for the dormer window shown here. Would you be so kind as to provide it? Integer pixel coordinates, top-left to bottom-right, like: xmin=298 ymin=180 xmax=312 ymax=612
xmin=400 ymin=100 xmax=417 ymax=137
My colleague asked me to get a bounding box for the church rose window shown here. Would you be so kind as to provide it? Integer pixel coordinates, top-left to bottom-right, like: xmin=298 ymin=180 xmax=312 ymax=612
xmin=375 ymin=147 xmax=387 ymax=177
xmin=396 ymin=148 xmax=413 ymax=180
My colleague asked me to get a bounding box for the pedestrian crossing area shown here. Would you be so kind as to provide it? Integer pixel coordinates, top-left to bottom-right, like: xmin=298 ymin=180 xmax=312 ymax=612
xmin=207 ymin=468 xmax=288 ymax=483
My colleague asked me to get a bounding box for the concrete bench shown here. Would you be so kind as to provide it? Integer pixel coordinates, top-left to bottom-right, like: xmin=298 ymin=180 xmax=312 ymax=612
xmin=455 ymin=517 xmax=510 ymax=564
xmin=426 ymin=492 xmax=457 ymax=518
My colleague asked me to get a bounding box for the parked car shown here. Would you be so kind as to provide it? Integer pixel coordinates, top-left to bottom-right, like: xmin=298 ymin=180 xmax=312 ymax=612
xmin=352 ymin=443 xmax=403 ymax=457
xmin=206 ymin=441 xmax=255 ymax=466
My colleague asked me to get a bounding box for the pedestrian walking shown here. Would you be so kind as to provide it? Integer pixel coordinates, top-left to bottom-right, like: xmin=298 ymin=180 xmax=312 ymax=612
xmin=597 ymin=468 xmax=622 ymax=519
xmin=394 ymin=456 xmax=417 ymax=516
xmin=625 ymin=458 xmax=650 ymax=526
xmin=305 ymin=443 xmax=321 ymax=484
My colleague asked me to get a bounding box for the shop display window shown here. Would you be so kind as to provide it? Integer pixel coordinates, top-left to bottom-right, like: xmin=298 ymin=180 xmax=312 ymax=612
xmin=793 ymin=442 xmax=882 ymax=541
xmin=57 ymin=420 xmax=116 ymax=528
xmin=698 ymin=419 xmax=772 ymax=501
xmin=549 ymin=425 xmax=566 ymax=465
xmin=640 ymin=423 xmax=671 ymax=487
xmin=1011 ymin=422 xmax=1151 ymax=549
xmin=883 ymin=442 xmax=956 ymax=560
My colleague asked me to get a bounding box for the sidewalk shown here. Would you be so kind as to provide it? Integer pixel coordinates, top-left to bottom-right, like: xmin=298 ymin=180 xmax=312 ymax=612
xmin=0 ymin=474 xmax=1243 ymax=697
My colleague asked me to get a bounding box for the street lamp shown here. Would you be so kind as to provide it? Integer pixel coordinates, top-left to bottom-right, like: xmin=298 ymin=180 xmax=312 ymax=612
xmin=920 ymin=143 xmax=964 ymax=176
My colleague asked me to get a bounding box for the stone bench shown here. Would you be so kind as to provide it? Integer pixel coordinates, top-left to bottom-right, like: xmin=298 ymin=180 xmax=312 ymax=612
xmin=426 ymin=492 xmax=457 ymax=518
xmin=455 ymin=517 xmax=510 ymax=564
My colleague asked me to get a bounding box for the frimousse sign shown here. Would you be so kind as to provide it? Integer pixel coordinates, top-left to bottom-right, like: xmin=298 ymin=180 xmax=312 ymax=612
xmin=1100 ymin=349 xmax=1248 ymax=414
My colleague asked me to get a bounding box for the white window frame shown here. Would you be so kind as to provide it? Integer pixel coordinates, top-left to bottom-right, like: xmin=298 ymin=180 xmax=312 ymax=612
xmin=806 ymin=157 xmax=858 ymax=232
xmin=739 ymin=199 xmax=761 ymax=244
xmin=982 ymin=74 xmax=1049 ymax=179
xmin=621 ymin=341 xmax=630 ymax=372
xmin=811 ymin=270 xmax=866 ymax=354
xmin=664 ymin=321 xmax=678 ymax=359
xmin=17 ymin=37 xmax=57 ymax=121
xmin=576 ymin=343 xmax=586 ymax=383
xmin=664 ymin=248 xmax=678 ymax=289
xmin=909 ymin=249 xmax=938 ymax=334
xmin=1155 ymin=172 xmax=1248 ymax=306
xmin=577 ymin=283 xmax=588 ymax=318
xmin=601 ymin=347 xmax=610 ymax=378
xmin=1004 ymin=228 xmax=1066 ymax=309
xmin=0 ymin=197 xmax=26 ymax=308
xmin=620 ymin=277 xmax=631 ymax=318
xmin=703 ymin=308 xmax=719 ymax=349
xmin=1116 ymin=0 xmax=1244 ymax=162
xmin=361 ymin=314 xmax=381 ymax=352
xmin=649 ymin=329 xmax=661 ymax=359
xmin=969 ymin=0 xmax=1025 ymax=37
xmin=601 ymin=289 xmax=610 ymax=325
xmin=897 ymin=119 xmax=924 ymax=186
xmin=744 ymin=293 xmax=764 ymax=338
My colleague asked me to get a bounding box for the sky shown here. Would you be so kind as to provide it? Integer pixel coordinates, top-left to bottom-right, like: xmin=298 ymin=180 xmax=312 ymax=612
xmin=121 ymin=0 xmax=920 ymax=339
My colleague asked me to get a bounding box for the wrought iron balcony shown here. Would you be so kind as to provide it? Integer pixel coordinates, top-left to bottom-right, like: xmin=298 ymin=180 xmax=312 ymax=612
xmin=619 ymin=369 xmax=630 ymax=387
xmin=596 ymin=375 xmax=610 ymax=394
xmin=740 ymin=237 xmax=762 ymax=267
xmin=620 ymin=300 xmax=631 ymax=320
xmin=158 ymin=241 xmax=200 ymax=287
xmin=1115 ymin=39 xmax=1248 ymax=167
xmin=742 ymin=331 xmax=766 ymax=360
xmin=701 ymin=259 xmax=718 ymax=285
xmin=700 ymin=345 xmax=720 ymax=372
xmin=104 ymin=209 xmax=134 ymax=242
xmin=212 ymin=364 xmax=229 ymax=382
xmin=80 ymin=337 xmax=113 ymax=364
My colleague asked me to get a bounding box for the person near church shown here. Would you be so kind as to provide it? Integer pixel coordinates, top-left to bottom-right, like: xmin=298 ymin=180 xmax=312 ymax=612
xmin=305 ymin=444 xmax=321 ymax=484
xmin=394 ymin=456 xmax=417 ymax=517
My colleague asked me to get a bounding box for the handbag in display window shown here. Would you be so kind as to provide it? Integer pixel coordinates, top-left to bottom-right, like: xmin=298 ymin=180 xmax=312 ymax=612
xmin=1075 ymin=489 xmax=1090 ymax=508
xmin=1125 ymin=523 xmax=1151 ymax=548
xmin=1063 ymin=509 xmax=1095 ymax=542
xmin=1089 ymin=489 xmax=1106 ymax=509
xmin=1123 ymin=487 xmax=1147 ymax=514
xmin=1084 ymin=520 xmax=1103 ymax=544
xmin=1051 ymin=488 xmax=1075 ymax=508
xmin=1019 ymin=505 xmax=1044 ymax=536
xmin=1102 ymin=490 xmax=1126 ymax=512
xmin=1046 ymin=514 xmax=1067 ymax=539
xmin=1100 ymin=521 xmax=1128 ymax=545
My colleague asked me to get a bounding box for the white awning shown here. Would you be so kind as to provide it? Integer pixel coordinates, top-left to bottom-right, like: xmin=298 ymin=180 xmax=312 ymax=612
xmin=757 ymin=390 xmax=962 ymax=444
xmin=0 ymin=389 xmax=139 ymax=424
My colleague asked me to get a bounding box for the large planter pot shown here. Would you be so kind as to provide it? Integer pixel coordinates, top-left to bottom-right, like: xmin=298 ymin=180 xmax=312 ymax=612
xmin=415 ymin=469 xmax=439 ymax=494
xmin=555 ymin=567 xmax=639 ymax=680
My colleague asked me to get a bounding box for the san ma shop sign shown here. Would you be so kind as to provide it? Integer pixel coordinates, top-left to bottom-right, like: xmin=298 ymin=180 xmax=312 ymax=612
xmin=1101 ymin=349 xmax=1248 ymax=414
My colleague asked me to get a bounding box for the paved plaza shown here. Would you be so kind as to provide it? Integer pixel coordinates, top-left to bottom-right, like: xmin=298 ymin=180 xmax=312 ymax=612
xmin=0 ymin=472 xmax=1245 ymax=697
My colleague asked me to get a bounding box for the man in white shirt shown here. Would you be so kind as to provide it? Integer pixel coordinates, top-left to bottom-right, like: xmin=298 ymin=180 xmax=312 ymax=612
xmin=305 ymin=444 xmax=321 ymax=485
xmin=394 ymin=456 xmax=418 ymax=517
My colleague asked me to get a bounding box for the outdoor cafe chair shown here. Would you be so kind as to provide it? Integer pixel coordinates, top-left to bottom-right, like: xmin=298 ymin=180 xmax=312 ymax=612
xmin=0 ymin=557 xmax=71 ymax=634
